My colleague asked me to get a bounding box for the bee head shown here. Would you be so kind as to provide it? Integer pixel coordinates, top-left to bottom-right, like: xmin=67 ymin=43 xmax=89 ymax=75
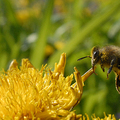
xmin=91 ymin=46 xmax=100 ymax=68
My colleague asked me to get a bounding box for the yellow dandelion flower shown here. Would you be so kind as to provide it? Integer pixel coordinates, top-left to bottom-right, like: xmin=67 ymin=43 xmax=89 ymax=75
xmin=16 ymin=10 xmax=30 ymax=24
xmin=54 ymin=41 xmax=65 ymax=50
xmin=45 ymin=44 xmax=55 ymax=56
xmin=0 ymin=53 xmax=117 ymax=120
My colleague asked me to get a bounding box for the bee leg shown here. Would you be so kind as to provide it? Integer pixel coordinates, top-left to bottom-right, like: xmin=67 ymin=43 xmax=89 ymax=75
xmin=107 ymin=66 xmax=112 ymax=79
xmin=107 ymin=59 xmax=115 ymax=79
xmin=100 ymin=64 xmax=105 ymax=72
xmin=116 ymin=75 xmax=120 ymax=94
xmin=100 ymin=59 xmax=105 ymax=72
xmin=92 ymin=66 xmax=97 ymax=75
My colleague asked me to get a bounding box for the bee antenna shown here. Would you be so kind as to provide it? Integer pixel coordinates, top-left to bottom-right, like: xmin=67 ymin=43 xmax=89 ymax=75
xmin=77 ymin=56 xmax=91 ymax=61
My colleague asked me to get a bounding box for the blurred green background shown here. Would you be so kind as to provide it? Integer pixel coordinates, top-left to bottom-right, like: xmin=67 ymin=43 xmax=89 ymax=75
xmin=1 ymin=0 xmax=120 ymax=118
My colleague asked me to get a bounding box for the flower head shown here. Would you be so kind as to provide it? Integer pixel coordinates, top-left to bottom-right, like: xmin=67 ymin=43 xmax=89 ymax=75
xmin=0 ymin=53 xmax=116 ymax=120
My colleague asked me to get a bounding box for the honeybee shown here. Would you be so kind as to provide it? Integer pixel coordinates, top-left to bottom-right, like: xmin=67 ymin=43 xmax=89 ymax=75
xmin=78 ymin=45 xmax=120 ymax=94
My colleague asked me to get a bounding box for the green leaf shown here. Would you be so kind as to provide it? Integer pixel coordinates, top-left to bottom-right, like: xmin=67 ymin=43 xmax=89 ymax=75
xmin=30 ymin=0 xmax=54 ymax=68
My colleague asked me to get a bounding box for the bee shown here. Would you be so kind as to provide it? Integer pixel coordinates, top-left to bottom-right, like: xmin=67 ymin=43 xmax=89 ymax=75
xmin=78 ymin=45 xmax=120 ymax=94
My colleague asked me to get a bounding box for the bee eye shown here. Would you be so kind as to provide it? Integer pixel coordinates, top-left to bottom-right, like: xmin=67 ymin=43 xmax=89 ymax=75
xmin=93 ymin=51 xmax=99 ymax=58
